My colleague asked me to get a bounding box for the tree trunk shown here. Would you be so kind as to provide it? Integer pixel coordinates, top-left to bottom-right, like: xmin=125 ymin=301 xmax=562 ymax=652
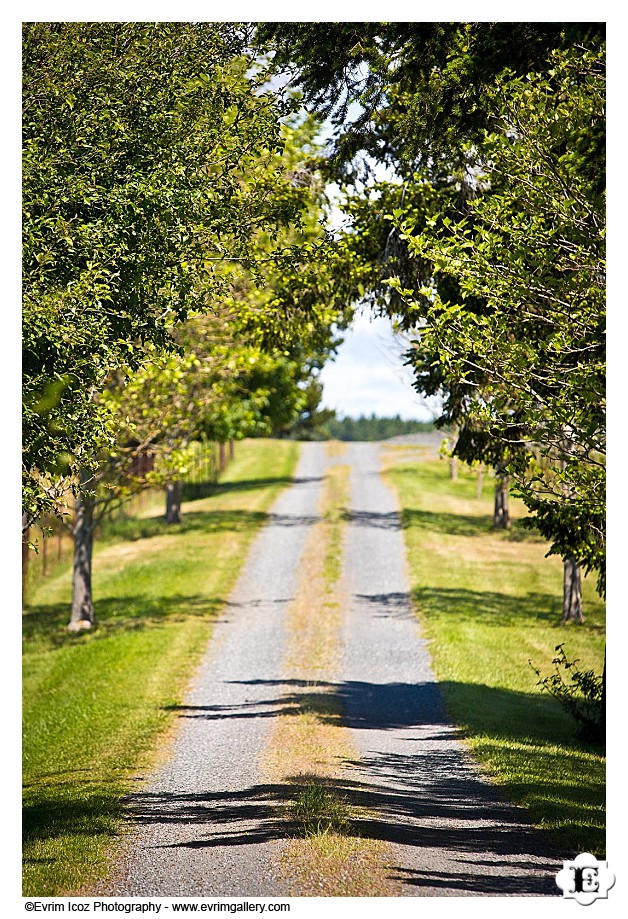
xmin=22 ymin=515 xmax=30 ymax=599
xmin=557 ymin=428 xmax=584 ymax=624
xmin=561 ymin=556 xmax=584 ymax=623
xmin=165 ymin=480 xmax=182 ymax=524
xmin=219 ymin=441 xmax=226 ymax=474
xmin=493 ymin=467 xmax=510 ymax=529
xmin=448 ymin=427 xmax=458 ymax=479
xmin=476 ymin=465 xmax=484 ymax=500
xmin=601 ymin=650 xmax=606 ymax=740
xmin=69 ymin=474 xmax=96 ymax=631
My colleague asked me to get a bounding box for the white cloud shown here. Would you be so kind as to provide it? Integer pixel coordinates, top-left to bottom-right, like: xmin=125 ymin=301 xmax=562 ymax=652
xmin=319 ymin=313 xmax=438 ymax=421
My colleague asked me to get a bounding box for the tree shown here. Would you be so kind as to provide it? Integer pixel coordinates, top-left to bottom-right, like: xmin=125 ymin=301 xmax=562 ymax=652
xmin=22 ymin=24 xmax=348 ymax=629
xmin=67 ymin=311 xmax=342 ymax=630
xmin=48 ymin=92 xmax=348 ymax=629
xmin=66 ymin=332 xmax=309 ymax=630
xmin=285 ymin=378 xmax=337 ymax=440
xmin=394 ymin=45 xmax=605 ymax=602
xmin=23 ymin=22 xmax=306 ymax=528
xmin=259 ymin=24 xmax=605 ymax=608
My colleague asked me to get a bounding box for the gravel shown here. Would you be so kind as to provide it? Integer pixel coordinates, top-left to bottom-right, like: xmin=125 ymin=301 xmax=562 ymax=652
xmin=103 ymin=440 xmax=566 ymax=898
xmin=104 ymin=443 xmax=328 ymax=897
xmin=339 ymin=441 xmax=566 ymax=896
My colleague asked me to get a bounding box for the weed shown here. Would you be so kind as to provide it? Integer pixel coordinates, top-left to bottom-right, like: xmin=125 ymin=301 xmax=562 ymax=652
xmin=530 ymin=644 xmax=605 ymax=745
xmin=290 ymin=781 xmax=353 ymax=838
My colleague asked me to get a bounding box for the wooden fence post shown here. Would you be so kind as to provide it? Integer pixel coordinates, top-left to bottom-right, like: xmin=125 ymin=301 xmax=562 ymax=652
xmin=22 ymin=516 xmax=30 ymax=598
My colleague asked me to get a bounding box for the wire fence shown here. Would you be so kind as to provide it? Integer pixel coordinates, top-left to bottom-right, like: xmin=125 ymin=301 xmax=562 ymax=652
xmin=22 ymin=439 xmax=235 ymax=595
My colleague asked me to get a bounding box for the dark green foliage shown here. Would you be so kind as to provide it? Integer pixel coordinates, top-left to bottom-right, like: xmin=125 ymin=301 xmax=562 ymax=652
xmin=22 ymin=23 xmax=302 ymax=524
xmin=326 ymin=414 xmax=434 ymax=442
xmin=396 ymin=45 xmax=606 ymax=592
xmin=258 ymin=23 xmax=606 ymax=595
xmin=256 ymin=22 xmax=604 ymax=180
xmin=530 ymin=645 xmax=605 ymax=745
xmin=282 ymin=378 xmax=337 ymax=441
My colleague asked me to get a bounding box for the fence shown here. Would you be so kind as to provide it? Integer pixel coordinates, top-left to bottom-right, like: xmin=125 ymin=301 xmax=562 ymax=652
xmin=22 ymin=439 xmax=235 ymax=594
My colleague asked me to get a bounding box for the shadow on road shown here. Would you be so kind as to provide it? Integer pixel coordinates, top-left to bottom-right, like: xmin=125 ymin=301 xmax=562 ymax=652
xmin=156 ymin=675 xmax=602 ymax=872
xmin=23 ymin=675 xmax=596 ymax=895
xmin=268 ymin=513 xmax=321 ymax=527
xmin=165 ymin=678 xmax=447 ymax=729
xmin=122 ymin=737 xmax=563 ymax=895
xmin=354 ymin=590 xmax=415 ymax=620
xmin=341 ymin=509 xmax=401 ymax=530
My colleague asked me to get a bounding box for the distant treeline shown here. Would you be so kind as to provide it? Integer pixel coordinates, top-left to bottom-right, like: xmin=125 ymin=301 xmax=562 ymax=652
xmin=326 ymin=414 xmax=435 ymax=442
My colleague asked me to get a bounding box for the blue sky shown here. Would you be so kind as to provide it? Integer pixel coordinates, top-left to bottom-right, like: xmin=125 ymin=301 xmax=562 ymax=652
xmin=318 ymin=311 xmax=439 ymax=421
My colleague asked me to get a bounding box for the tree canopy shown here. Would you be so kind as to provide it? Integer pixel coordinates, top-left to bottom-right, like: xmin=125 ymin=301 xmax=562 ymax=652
xmin=397 ymin=45 xmax=605 ymax=589
xmin=23 ymin=21 xmax=607 ymax=594
xmin=97 ymin=112 xmax=346 ymax=497
xmin=257 ymin=22 xmax=604 ymax=180
xmin=258 ymin=22 xmax=606 ymax=593
xmin=22 ymin=22 xmax=333 ymax=526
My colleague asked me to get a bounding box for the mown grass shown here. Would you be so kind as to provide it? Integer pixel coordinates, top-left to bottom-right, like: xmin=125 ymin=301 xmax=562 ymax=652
xmin=384 ymin=453 xmax=606 ymax=858
xmin=22 ymin=438 xmax=299 ymax=897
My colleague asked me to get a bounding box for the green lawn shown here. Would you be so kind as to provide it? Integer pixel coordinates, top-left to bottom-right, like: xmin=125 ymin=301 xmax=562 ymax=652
xmin=22 ymin=439 xmax=299 ymax=896
xmin=384 ymin=449 xmax=606 ymax=858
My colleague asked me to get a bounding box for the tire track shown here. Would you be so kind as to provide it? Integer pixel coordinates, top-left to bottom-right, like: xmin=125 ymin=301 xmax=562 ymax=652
xmin=338 ymin=442 xmax=565 ymax=896
xmin=262 ymin=457 xmax=403 ymax=897
xmin=103 ymin=444 xmax=328 ymax=896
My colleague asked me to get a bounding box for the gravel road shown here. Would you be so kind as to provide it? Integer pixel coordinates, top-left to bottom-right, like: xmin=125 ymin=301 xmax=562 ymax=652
xmin=339 ymin=442 xmax=565 ymax=896
xmin=105 ymin=443 xmax=328 ymax=896
xmin=105 ymin=440 xmax=565 ymax=897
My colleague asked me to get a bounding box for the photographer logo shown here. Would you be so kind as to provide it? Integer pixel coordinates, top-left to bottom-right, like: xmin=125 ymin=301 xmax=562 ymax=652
xmin=556 ymin=852 xmax=615 ymax=905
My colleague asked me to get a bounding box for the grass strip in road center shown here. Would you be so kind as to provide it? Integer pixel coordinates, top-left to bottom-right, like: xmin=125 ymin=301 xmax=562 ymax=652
xmin=22 ymin=439 xmax=299 ymax=897
xmin=262 ymin=449 xmax=402 ymax=897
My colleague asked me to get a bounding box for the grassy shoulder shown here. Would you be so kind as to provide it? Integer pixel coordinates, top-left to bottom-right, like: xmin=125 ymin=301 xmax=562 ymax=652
xmin=22 ymin=438 xmax=299 ymax=897
xmin=383 ymin=447 xmax=606 ymax=858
